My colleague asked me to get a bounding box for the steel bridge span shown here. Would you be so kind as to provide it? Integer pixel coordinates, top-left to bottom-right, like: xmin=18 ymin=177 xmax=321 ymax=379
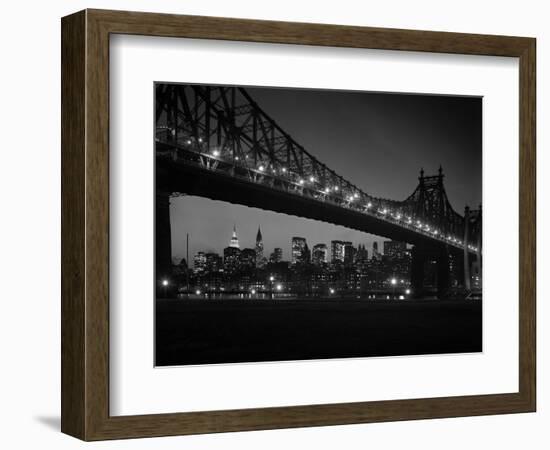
xmin=155 ymin=84 xmax=482 ymax=298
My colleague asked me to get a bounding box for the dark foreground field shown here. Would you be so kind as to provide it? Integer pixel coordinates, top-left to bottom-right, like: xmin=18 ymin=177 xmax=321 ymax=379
xmin=155 ymin=298 xmax=482 ymax=366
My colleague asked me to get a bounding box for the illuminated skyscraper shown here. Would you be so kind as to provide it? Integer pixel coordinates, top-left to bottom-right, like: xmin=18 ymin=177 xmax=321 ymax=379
xmin=356 ymin=244 xmax=369 ymax=262
xmin=331 ymin=240 xmax=345 ymax=263
xmin=205 ymin=252 xmax=222 ymax=273
xmin=372 ymin=241 xmax=381 ymax=260
xmin=240 ymin=248 xmax=257 ymax=270
xmin=229 ymin=224 xmax=240 ymax=249
xmin=383 ymin=240 xmax=406 ymax=260
xmin=270 ymin=247 xmax=283 ymax=263
xmin=292 ymin=237 xmax=308 ymax=265
xmin=343 ymin=241 xmax=355 ymax=266
xmin=312 ymin=243 xmax=328 ymax=265
xmin=255 ymin=226 xmax=265 ymax=268
xmin=193 ymin=251 xmax=207 ymax=274
xmin=223 ymin=246 xmax=241 ymax=275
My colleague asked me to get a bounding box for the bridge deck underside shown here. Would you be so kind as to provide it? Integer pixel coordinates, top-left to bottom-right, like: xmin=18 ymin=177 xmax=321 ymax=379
xmin=157 ymin=158 xmax=471 ymax=255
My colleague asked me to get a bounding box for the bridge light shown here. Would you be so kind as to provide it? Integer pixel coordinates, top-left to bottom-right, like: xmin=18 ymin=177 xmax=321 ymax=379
xmin=325 ymin=188 xmax=330 ymax=194
xmin=258 ymin=165 xmax=265 ymax=172
xmin=212 ymin=149 xmax=220 ymax=157
xmin=309 ymin=176 xmax=315 ymax=183
xmin=382 ymin=209 xmax=388 ymax=214
xmin=299 ymin=179 xmax=304 ymax=185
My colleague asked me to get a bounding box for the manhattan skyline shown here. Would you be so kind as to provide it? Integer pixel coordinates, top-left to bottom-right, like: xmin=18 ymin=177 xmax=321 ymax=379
xmin=171 ymin=195 xmax=383 ymax=263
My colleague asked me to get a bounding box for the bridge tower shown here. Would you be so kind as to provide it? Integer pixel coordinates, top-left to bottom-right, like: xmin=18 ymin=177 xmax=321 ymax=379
xmin=411 ymin=244 xmax=450 ymax=299
xmin=463 ymin=205 xmax=471 ymax=291
xmin=462 ymin=204 xmax=483 ymax=292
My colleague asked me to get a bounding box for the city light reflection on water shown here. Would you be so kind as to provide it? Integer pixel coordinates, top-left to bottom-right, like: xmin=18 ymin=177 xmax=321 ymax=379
xmin=175 ymin=292 xmax=413 ymax=301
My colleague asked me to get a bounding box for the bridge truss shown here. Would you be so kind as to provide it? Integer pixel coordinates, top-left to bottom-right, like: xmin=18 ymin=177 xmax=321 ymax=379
xmin=155 ymin=83 xmax=481 ymax=253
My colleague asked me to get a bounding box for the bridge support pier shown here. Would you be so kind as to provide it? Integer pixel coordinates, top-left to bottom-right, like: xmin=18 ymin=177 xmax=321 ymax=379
xmin=156 ymin=191 xmax=173 ymax=297
xmin=411 ymin=245 xmax=428 ymax=298
xmin=435 ymin=247 xmax=450 ymax=299
xmin=411 ymin=244 xmax=450 ymax=299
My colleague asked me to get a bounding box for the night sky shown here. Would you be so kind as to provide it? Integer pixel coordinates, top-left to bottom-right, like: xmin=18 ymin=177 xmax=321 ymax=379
xmin=167 ymin=85 xmax=482 ymax=263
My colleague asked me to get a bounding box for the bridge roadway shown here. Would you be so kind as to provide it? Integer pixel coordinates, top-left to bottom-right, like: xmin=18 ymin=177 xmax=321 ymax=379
xmin=156 ymin=155 xmax=473 ymax=255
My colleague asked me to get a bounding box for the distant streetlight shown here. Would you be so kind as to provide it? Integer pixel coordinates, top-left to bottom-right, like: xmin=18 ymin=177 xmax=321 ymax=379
xmin=276 ymin=284 xmax=283 ymax=291
xmin=195 ymin=289 xmax=201 ymax=296
xmin=329 ymin=288 xmax=335 ymax=295
xmin=161 ymin=279 xmax=169 ymax=299
xmin=269 ymin=276 xmax=275 ymax=282
xmin=251 ymin=289 xmax=256 ymax=295
xmin=391 ymin=278 xmax=397 ymax=299
xmin=405 ymin=289 xmax=411 ymax=295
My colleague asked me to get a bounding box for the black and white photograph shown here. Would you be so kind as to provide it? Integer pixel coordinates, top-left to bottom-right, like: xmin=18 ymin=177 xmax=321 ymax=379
xmin=154 ymin=83 xmax=482 ymax=366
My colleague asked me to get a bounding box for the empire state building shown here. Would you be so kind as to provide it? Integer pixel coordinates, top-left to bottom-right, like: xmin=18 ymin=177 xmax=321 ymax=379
xmin=229 ymin=225 xmax=240 ymax=249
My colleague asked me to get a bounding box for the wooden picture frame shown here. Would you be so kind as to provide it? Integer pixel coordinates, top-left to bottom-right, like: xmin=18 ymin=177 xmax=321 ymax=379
xmin=61 ymin=9 xmax=536 ymax=440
